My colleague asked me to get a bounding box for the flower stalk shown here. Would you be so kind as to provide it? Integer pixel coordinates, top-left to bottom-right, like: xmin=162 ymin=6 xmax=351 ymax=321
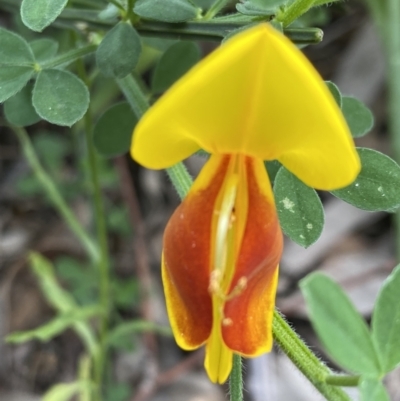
xmin=230 ymin=355 xmax=244 ymax=401
xmin=273 ymin=311 xmax=351 ymax=401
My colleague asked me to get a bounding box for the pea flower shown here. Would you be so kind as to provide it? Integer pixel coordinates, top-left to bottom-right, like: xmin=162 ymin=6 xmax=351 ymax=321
xmin=131 ymin=24 xmax=360 ymax=383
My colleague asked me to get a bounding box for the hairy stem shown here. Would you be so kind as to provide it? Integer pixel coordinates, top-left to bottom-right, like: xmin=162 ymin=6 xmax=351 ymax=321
xmin=230 ymin=355 xmax=244 ymax=401
xmin=273 ymin=311 xmax=351 ymax=401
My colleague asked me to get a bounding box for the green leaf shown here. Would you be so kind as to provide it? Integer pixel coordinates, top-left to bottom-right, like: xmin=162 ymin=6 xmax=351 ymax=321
xmin=332 ymin=148 xmax=400 ymax=212
xmin=29 ymin=252 xmax=77 ymax=313
xmin=151 ymin=41 xmax=200 ymax=93
xmin=32 ymin=69 xmax=89 ymax=126
xmin=21 ymin=0 xmax=68 ymax=32
xmin=30 ymin=38 xmax=59 ymax=61
xmin=359 ymin=378 xmax=390 ymax=401
xmin=273 ymin=167 xmax=324 ymax=247
xmin=96 ymin=22 xmax=142 ymax=78
xmin=134 ymin=0 xmax=200 ymax=22
xmin=0 ymin=28 xmax=35 ymax=102
xmin=42 ymin=382 xmax=91 ymax=401
xmin=300 ymin=273 xmax=381 ymax=375
xmin=93 ymin=102 xmax=138 ymax=157
xmin=6 ymin=306 xmax=102 ymax=343
xmin=372 ymin=264 xmax=400 ymax=373
xmin=98 ymin=3 xmax=120 ymax=21
xmin=0 ymin=28 xmax=35 ymax=66
xmin=342 ymin=96 xmax=374 ymax=138
xmin=3 ymin=82 xmax=40 ymax=126
xmin=236 ymin=0 xmax=285 ymax=16
xmin=0 ymin=67 xmax=34 ymax=102
xmin=325 ymin=80 xmax=342 ymax=107
xmin=143 ymin=37 xmax=177 ymax=52
xmin=265 ymin=160 xmax=281 ymax=184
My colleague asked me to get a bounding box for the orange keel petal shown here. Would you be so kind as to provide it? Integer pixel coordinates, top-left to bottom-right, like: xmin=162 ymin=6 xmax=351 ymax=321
xmin=222 ymin=158 xmax=283 ymax=355
xmin=162 ymin=155 xmax=230 ymax=349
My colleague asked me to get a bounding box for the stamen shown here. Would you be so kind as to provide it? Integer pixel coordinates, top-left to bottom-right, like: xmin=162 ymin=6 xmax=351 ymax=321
xmin=209 ymin=274 xmax=248 ymax=302
xmin=225 ymin=276 xmax=248 ymax=300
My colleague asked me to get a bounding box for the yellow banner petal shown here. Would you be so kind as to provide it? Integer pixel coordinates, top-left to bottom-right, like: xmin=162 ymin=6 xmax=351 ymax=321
xmin=131 ymin=23 xmax=360 ymax=188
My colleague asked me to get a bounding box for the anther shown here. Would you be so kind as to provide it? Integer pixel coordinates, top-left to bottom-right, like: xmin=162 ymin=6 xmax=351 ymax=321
xmin=209 ymin=270 xmax=221 ymax=294
xmin=237 ymin=277 xmax=247 ymax=291
xmin=226 ymin=276 xmax=248 ymax=299
xmin=222 ymin=317 xmax=233 ymax=326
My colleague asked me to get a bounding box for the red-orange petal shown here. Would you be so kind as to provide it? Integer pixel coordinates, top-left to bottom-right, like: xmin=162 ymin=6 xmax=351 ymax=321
xmin=163 ymin=155 xmax=230 ymax=349
xmin=222 ymin=157 xmax=283 ymax=355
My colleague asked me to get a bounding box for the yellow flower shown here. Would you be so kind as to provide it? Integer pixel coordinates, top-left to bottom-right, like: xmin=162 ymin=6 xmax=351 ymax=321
xmin=131 ymin=24 xmax=360 ymax=384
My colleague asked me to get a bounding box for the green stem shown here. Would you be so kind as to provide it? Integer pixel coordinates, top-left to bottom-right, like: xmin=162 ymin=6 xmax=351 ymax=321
xmin=116 ymin=74 xmax=149 ymax=118
xmin=39 ymin=44 xmax=97 ymax=70
xmin=117 ymin=74 xmax=192 ymax=190
xmin=204 ymin=0 xmax=231 ymax=20
xmin=11 ymin=126 xmax=99 ymax=262
xmin=108 ymin=0 xmax=125 ymax=11
xmin=230 ymin=355 xmax=244 ymax=401
xmin=127 ymin=0 xmax=134 ymax=18
xmin=273 ymin=311 xmax=351 ymax=401
xmin=136 ymin=20 xmax=323 ymax=43
xmin=325 ymin=375 xmax=360 ymax=387
xmin=76 ymin=55 xmax=110 ymax=399
xmin=276 ymin=0 xmax=316 ymax=27
xmin=126 ymin=0 xmax=140 ymax=23
xmin=165 ymin=163 xmax=193 ymax=200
